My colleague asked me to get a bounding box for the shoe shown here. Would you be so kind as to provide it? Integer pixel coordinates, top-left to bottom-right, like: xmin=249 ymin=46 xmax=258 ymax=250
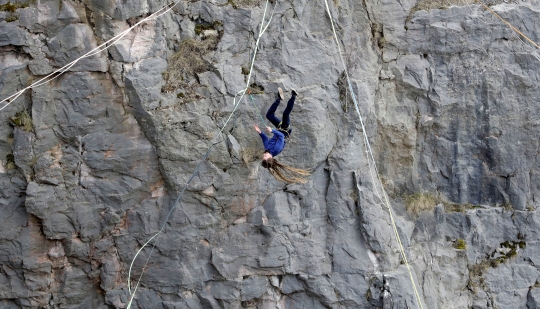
xmin=277 ymin=87 xmax=284 ymax=100
xmin=291 ymin=88 xmax=297 ymax=97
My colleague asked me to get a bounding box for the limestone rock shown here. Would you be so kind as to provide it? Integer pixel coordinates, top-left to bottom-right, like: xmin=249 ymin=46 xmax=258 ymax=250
xmin=1 ymin=0 xmax=540 ymax=308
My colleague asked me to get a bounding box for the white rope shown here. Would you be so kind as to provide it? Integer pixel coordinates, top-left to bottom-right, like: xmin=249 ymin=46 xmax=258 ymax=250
xmin=125 ymin=2 xmax=276 ymax=308
xmin=322 ymin=1 xmax=426 ymax=309
xmin=0 ymin=0 xmax=182 ymax=112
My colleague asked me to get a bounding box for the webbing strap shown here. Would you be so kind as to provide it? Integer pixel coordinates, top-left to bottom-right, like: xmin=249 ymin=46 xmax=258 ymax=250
xmin=0 ymin=0 xmax=183 ymax=112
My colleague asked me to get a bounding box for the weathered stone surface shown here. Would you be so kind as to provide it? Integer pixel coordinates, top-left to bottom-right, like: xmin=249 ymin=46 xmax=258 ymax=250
xmin=0 ymin=23 xmax=29 ymax=46
xmin=46 ymin=24 xmax=108 ymax=71
xmin=2 ymin=0 xmax=540 ymax=308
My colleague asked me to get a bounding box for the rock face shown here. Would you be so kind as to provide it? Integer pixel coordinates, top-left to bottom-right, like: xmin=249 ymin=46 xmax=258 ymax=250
xmin=1 ymin=0 xmax=540 ymax=308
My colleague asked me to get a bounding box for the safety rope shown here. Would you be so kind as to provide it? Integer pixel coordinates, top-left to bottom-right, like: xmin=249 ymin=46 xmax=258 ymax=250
xmin=126 ymin=138 xmax=221 ymax=308
xmin=478 ymin=1 xmax=540 ymax=49
xmin=248 ymin=89 xmax=267 ymax=127
xmin=125 ymin=2 xmax=276 ymax=308
xmin=0 ymin=0 xmax=183 ymax=113
xmin=322 ymin=1 xmax=426 ymax=309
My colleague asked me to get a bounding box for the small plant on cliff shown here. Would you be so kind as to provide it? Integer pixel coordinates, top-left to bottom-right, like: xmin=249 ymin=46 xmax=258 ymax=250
xmin=7 ymin=133 xmax=14 ymax=145
xmin=468 ymin=261 xmax=489 ymax=293
xmin=221 ymin=0 xmax=264 ymax=8
xmin=468 ymin=238 xmax=527 ymax=292
xmin=443 ymin=202 xmax=481 ymax=213
xmin=194 ymin=21 xmax=222 ymax=36
xmin=404 ymin=192 xmax=439 ymax=215
xmin=453 ymin=239 xmax=466 ymax=250
xmin=337 ymin=34 xmax=362 ymax=112
xmin=248 ymin=82 xmax=264 ymax=94
xmin=5 ymin=154 xmax=15 ymax=170
xmin=11 ymin=109 xmax=33 ymax=132
xmin=5 ymin=15 xmax=18 ymax=22
xmin=162 ymin=37 xmax=218 ymax=93
xmin=240 ymin=147 xmax=262 ymax=164
xmin=0 ymin=1 xmax=29 ymax=12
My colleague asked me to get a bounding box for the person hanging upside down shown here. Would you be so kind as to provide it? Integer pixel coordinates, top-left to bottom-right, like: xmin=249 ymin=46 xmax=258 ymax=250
xmin=254 ymin=87 xmax=311 ymax=183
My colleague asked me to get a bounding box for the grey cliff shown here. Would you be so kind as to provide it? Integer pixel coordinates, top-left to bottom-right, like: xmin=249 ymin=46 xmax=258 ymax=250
xmin=1 ymin=0 xmax=540 ymax=308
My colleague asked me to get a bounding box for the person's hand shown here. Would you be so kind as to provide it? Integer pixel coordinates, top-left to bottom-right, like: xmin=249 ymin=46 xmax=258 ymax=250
xmin=266 ymin=126 xmax=272 ymax=133
xmin=254 ymin=125 xmax=261 ymax=134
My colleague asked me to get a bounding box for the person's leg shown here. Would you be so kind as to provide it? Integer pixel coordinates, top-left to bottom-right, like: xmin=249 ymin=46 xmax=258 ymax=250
xmin=281 ymin=95 xmax=296 ymax=128
xmin=266 ymin=97 xmax=282 ymax=128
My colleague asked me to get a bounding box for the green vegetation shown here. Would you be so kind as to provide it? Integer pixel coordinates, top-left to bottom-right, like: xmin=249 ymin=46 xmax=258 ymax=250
xmin=5 ymin=154 xmax=15 ymax=170
xmin=404 ymin=192 xmax=439 ymax=215
xmin=364 ymin=288 xmax=372 ymax=302
xmin=0 ymin=0 xmax=31 ymax=23
xmin=194 ymin=21 xmax=222 ymax=36
xmin=241 ymin=67 xmax=250 ymax=76
xmin=349 ymin=190 xmax=359 ymax=203
xmin=501 ymin=203 xmax=513 ymax=211
xmin=500 ymin=240 xmax=525 ymax=255
xmin=0 ymin=1 xmax=30 ymax=12
xmin=443 ymin=202 xmax=482 ymax=213
xmin=29 ymin=155 xmax=38 ymax=167
xmin=248 ymin=82 xmax=264 ymax=94
xmin=468 ymin=261 xmax=488 ymax=293
xmin=487 ymin=240 xmax=526 ymax=267
xmin=481 ymin=240 xmax=525 ymax=266
xmin=7 ymin=133 xmax=13 ymax=146
xmin=453 ymin=239 xmax=466 ymax=250
xmin=404 ymin=194 xmax=486 ymax=215
xmin=195 ymin=23 xmax=210 ymax=36
xmin=468 ymin=239 xmax=527 ymax=293
xmin=11 ymin=110 xmax=33 ymax=132
xmin=5 ymin=15 xmax=18 ymax=22
xmin=221 ymin=0 xmax=264 ymax=9
xmin=337 ymin=71 xmax=351 ymax=110
xmin=223 ymin=0 xmax=238 ymax=9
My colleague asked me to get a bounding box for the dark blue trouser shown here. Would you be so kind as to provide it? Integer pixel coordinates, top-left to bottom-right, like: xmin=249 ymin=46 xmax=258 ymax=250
xmin=266 ymin=95 xmax=295 ymax=135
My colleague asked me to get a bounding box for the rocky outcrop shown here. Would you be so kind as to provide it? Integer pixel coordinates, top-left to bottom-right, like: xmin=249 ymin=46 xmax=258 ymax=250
xmin=1 ymin=0 xmax=540 ymax=308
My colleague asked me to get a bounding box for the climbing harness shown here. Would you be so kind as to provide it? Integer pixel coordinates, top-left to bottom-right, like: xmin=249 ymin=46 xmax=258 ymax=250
xmin=125 ymin=1 xmax=276 ymax=308
xmin=323 ymin=1 xmax=426 ymax=309
xmin=277 ymin=123 xmax=292 ymax=140
xmin=277 ymin=121 xmax=291 ymax=133
xmin=0 ymin=0 xmax=183 ymax=113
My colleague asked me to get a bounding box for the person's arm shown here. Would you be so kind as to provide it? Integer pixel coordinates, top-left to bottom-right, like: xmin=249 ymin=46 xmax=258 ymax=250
xmin=255 ymin=125 xmax=268 ymax=147
xmin=259 ymin=132 xmax=269 ymax=146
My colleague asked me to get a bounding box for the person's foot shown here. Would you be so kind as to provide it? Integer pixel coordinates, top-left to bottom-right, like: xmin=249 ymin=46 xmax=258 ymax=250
xmin=291 ymin=88 xmax=297 ymax=97
xmin=277 ymin=87 xmax=284 ymax=100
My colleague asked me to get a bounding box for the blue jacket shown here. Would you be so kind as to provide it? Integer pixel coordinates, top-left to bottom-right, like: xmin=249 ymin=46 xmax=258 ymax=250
xmin=259 ymin=129 xmax=285 ymax=157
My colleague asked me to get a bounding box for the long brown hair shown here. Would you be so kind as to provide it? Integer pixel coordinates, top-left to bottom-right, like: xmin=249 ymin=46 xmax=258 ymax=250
xmin=261 ymin=157 xmax=311 ymax=184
